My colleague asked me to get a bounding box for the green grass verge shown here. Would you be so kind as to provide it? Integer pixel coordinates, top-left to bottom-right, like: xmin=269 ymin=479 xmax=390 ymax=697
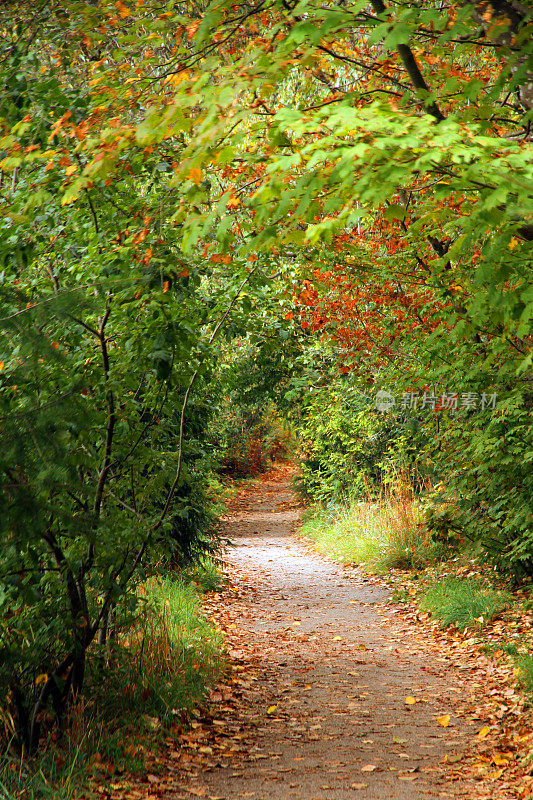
xmin=420 ymin=576 xmax=510 ymax=631
xmin=0 ymin=575 xmax=225 ymax=800
xmin=301 ymin=498 xmax=446 ymax=572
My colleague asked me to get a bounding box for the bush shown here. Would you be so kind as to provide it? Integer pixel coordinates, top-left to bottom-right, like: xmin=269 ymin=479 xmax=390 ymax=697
xmin=294 ymin=380 xmax=434 ymax=504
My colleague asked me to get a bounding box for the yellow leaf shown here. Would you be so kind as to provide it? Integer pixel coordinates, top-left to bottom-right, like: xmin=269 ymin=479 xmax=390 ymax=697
xmin=493 ymin=753 xmax=510 ymax=766
xmin=115 ymin=1 xmax=131 ymax=17
xmin=65 ymin=165 xmax=77 ymax=176
xmin=0 ymin=361 xmax=4 ymax=371
xmin=227 ymin=195 xmax=240 ymax=209
xmin=267 ymin=705 xmax=277 ymax=715
xmin=405 ymin=696 xmax=416 ymax=705
xmin=36 ymin=673 xmax=48 ymax=686
xmin=332 ymin=635 xmax=341 ymax=641
xmin=188 ymin=167 xmax=203 ymax=185
xmin=437 ymin=714 xmax=450 ymax=727
xmin=361 ymin=764 xmax=376 ymax=772
xmin=509 ymin=238 xmax=518 ymax=250
xmin=478 ymin=726 xmax=491 ymax=738
xmin=165 ymin=71 xmax=190 ymax=86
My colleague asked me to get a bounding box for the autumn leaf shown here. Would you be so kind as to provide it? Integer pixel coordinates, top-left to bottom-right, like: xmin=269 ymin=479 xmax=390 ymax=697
xmin=478 ymin=726 xmax=491 ymax=738
xmin=361 ymin=764 xmax=377 ymax=772
xmin=115 ymin=1 xmax=131 ymax=18
xmin=493 ymin=753 xmax=510 ymax=766
xmin=266 ymin=704 xmax=278 ymax=715
xmin=437 ymin=714 xmax=450 ymax=727
xmin=227 ymin=195 xmax=240 ymax=209
xmin=188 ymin=167 xmax=203 ymax=185
xmin=405 ymin=696 xmax=416 ymax=705
xmin=35 ymin=673 xmax=48 ymax=686
xmin=163 ymin=281 xmax=170 ymax=293
xmin=65 ymin=165 xmax=77 ymax=176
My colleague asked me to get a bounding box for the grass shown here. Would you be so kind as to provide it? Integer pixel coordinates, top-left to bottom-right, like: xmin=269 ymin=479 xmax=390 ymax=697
xmin=301 ymin=486 xmax=446 ymax=572
xmin=0 ymin=574 xmax=225 ymax=800
xmin=181 ymin=555 xmax=227 ymax=593
xmin=420 ymin=576 xmax=511 ymax=631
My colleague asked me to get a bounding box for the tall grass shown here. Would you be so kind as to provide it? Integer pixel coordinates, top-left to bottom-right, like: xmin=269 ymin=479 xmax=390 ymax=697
xmin=301 ymin=482 xmax=445 ymax=572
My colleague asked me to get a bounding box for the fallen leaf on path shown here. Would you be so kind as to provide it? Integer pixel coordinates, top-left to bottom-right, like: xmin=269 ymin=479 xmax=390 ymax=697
xmin=361 ymin=764 xmax=377 ymax=772
xmin=478 ymin=726 xmax=491 ymax=738
xmin=437 ymin=714 xmax=450 ymax=727
xmin=350 ymin=783 xmax=368 ymax=790
xmin=405 ymin=696 xmax=416 ymax=705
xmin=493 ymin=753 xmax=510 ymax=766
xmin=267 ymin=705 xmax=278 ymax=715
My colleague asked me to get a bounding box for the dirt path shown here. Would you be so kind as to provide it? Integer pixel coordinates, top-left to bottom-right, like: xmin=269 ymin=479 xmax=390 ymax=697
xmin=174 ymin=468 xmax=482 ymax=800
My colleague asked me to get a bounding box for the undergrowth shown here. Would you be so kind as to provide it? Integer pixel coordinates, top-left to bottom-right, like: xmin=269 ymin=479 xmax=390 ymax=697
xmin=419 ymin=576 xmax=511 ymax=631
xmin=301 ymin=488 xmax=446 ymax=572
xmin=0 ymin=575 xmax=225 ymax=800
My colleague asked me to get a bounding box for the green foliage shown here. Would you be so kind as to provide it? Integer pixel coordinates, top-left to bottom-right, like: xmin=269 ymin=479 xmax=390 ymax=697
xmin=420 ymin=577 xmax=511 ymax=631
xmin=181 ymin=556 xmax=227 ymax=593
xmin=0 ymin=575 xmax=224 ymax=799
xmin=295 ymin=378 xmax=432 ymax=504
xmin=209 ymin=337 xmax=299 ymax=476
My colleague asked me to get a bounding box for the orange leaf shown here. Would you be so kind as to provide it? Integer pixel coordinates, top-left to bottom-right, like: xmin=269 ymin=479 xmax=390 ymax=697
xmin=163 ymin=281 xmax=170 ymax=293
xmin=115 ymin=1 xmax=131 ymax=18
xmin=188 ymin=167 xmax=203 ymax=185
xmin=227 ymin=195 xmax=240 ymax=209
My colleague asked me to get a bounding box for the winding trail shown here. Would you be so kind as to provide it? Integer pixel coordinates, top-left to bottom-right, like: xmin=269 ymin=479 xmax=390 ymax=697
xmin=177 ymin=466 xmax=479 ymax=800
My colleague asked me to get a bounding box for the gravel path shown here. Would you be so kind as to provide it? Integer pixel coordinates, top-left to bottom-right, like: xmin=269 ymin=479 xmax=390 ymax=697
xmin=178 ymin=467 xmax=475 ymax=800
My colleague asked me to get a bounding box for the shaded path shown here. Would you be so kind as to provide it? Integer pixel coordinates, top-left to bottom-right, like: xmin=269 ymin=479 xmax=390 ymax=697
xmin=176 ymin=467 xmax=477 ymax=800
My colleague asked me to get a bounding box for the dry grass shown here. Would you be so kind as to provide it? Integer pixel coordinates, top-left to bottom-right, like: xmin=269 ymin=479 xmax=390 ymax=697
xmin=301 ymin=479 xmax=445 ymax=572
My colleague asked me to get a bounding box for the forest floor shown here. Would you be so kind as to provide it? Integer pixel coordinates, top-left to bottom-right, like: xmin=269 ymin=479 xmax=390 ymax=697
xmin=105 ymin=465 xmax=532 ymax=800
